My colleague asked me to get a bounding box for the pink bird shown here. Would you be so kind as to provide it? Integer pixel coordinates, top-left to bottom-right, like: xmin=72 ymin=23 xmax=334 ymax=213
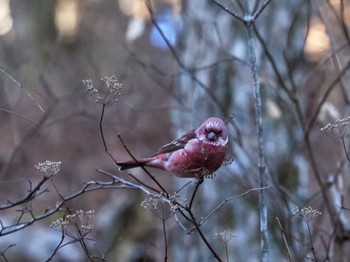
xmin=117 ymin=117 xmax=228 ymax=178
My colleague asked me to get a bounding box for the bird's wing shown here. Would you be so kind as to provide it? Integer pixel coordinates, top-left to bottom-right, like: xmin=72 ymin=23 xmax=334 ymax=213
xmin=153 ymin=129 xmax=196 ymax=155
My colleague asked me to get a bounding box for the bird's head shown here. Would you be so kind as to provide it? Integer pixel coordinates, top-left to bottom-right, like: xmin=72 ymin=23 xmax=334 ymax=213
xmin=196 ymin=117 xmax=228 ymax=146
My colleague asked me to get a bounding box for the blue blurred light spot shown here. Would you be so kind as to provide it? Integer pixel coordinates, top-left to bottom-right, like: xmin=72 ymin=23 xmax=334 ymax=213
xmin=150 ymin=9 xmax=183 ymax=50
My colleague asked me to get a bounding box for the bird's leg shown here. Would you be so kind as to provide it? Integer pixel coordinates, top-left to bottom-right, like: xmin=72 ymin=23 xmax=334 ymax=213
xmin=197 ymin=176 xmax=204 ymax=185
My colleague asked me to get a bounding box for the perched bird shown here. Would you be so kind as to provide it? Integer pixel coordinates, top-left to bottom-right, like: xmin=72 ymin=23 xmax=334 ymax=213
xmin=116 ymin=117 xmax=228 ymax=178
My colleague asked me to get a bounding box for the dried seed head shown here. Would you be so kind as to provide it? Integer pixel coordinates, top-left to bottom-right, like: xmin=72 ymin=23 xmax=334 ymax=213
xmin=35 ymin=161 xmax=61 ymax=177
xmin=213 ymin=230 xmax=235 ymax=243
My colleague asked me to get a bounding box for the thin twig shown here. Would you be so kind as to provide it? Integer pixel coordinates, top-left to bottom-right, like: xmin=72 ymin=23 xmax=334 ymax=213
xmin=0 ymin=170 xmax=162 ymax=237
xmin=276 ymin=217 xmax=292 ymax=262
xmin=0 ymin=244 xmax=16 ymax=262
xmin=252 ymin=0 xmax=272 ymax=21
xmin=307 ymin=59 xmax=350 ymax=134
xmin=46 ymin=227 xmax=65 ymax=262
xmin=189 ymin=178 xmax=203 ymax=210
xmin=161 ymin=204 xmax=168 ymax=262
xmin=117 ymin=134 xmax=169 ymax=195
xmin=340 ymin=136 xmax=350 ymax=162
xmin=99 ymin=103 xmax=117 ymax=163
xmin=188 ymin=186 xmax=270 ymax=233
xmin=306 ymin=221 xmax=318 ymax=262
xmin=187 ymin=208 xmax=223 ymax=262
xmin=127 ymin=173 xmax=162 ymax=195
xmin=0 ymin=176 xmax=49 ymax=210
xmin=212 ymin=0 xmax=245 ymax=23
xmin=0 ymin=99 xmax=57 ymax=179
xmin=0 ymin=108 xmax=39 ymax=125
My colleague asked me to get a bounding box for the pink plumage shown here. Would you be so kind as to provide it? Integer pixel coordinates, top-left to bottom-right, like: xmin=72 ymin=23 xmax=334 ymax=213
xmin=116 ymin=117 xmax=228 ymax=178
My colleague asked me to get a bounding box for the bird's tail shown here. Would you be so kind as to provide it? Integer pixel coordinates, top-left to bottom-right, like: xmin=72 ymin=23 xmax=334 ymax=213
xmin=116 ymin=158 xmax=151 ymax=171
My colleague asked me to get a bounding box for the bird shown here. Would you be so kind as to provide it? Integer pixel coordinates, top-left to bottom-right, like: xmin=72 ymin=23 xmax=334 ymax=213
xmin=116 ymin=117 xmax=228 ymax=178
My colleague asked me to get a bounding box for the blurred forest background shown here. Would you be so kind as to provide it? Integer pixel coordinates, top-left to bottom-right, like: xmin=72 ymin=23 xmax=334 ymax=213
xmin=1 ymin=0 xmax=350 ymax=261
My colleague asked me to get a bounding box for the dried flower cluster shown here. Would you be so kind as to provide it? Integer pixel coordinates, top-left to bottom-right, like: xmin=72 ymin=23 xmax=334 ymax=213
xmin=141 ymin=193 xmax=187 ymax=213
xmin=169 ymin=193 xmax=187 ymax=213
xmin=141 ymin=194 xmax=163 ymax=210
xmin=213 ymin=230 xmax=235 ymax=243
xmin=321 ymin=116 xmax=350 ymax=137
xmin=67 ymin=209 xmax=95 ymax=230
xmin=35 ymin=161 xmax=61 ymax=177
xmin=83 ymin=75 xmax=122 ymax=104
xmin=50 ymin=217 xmax=69 ymax=228
xmin=292 ymin=206 xmax=322 ymax=222
xmin=50 ymin=210 xmax=95 ymax=231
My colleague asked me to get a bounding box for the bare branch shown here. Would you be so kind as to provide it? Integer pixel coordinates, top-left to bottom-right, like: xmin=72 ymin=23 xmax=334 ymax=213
xmin=212 ymin=0 xmax=245 ymax=23
xmin=0 ymin=176 xmax=49 ymax=210
xmin=307 ymin=59 xmax=350 ymax=134
xmin=117 ymin=134 xmax=169 ymax=195
xmin=276 ymin=217 xmax=292 ymax=262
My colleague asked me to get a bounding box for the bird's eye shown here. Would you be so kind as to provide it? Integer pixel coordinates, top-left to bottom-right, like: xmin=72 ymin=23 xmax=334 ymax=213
xmin=207 ymin=131 xmax=216 ymax=140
